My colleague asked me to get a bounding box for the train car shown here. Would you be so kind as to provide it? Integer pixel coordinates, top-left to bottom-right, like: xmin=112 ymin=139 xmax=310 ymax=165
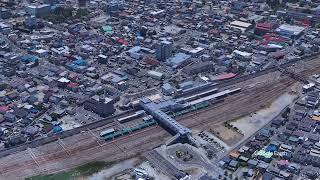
xmin=100 ymin=128 xmax=115 ymax=137
xmin=103 ymin=131 xmax=122 ymax=140
xmin=143 ymin=115 xmax=153 ymax=122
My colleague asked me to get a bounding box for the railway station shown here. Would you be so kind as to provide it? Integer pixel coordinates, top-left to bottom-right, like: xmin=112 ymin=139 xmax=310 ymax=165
xmin=2 ymin=0 xmax=320 ymax=179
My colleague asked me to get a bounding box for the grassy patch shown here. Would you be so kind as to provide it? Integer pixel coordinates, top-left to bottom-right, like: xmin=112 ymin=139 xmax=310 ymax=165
xmin=26 ymin=161 xmax=111 ymax=180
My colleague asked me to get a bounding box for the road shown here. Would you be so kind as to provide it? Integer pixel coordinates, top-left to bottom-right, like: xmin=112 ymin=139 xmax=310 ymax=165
xmin=1 ymin=50 xmax=320 ymax=178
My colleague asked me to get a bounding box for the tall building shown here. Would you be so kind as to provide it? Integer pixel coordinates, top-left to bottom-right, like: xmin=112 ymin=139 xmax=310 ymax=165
xmin=84 ymin=95 xmax=116 ymax=118
xmin=25 ymin=16 xmax=37 ymax=29
xmin=0 ymin=8 xmax=11 ymax=19
xmin=26 ymin=4 xmax=51 ymax=17
xmin=156 ymin=40 xmax=173 ymax=61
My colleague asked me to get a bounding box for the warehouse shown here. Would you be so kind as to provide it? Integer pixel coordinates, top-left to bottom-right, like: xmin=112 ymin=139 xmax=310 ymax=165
xmin=276 ymin=24 xmax=305 ymax=39
xmin=147 ymin=70 xmax=164 ymax=80
xmin=230 ymin=20 xmax=253 ymax=32
xmin=166 ymin=53 xmax=191 ymax=69
xmin=181 ymin=46 xmax=205 ymax=57
xmin=182 ymin=62 xmax=215 ymax=75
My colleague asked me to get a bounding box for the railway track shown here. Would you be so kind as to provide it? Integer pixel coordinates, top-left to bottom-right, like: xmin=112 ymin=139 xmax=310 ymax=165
xmin=0 ymin=54 xmax=319 ymax=159
xmin=184 ymin=80 xmax=294 ymax=130
xmin=0 ymin=72 xmax=300 ymax=176
xmin=0 ymin=80 xmax=295 ymax=177
xmin=0 ymin=123 xmax=168 ymax=172
xmin=2 ymin=55 xmax=320 ymax=178
xmin=2 ymin=80 xmax=288 ymax=176
xmin=177 ymin=59 xmax=320 ymax=129
xmin=179 ymin=61 xmax=320 ymax=131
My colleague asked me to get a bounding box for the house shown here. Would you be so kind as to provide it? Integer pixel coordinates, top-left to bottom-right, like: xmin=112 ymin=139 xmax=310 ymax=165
xmin=279 ymin=171 xmax=293 ymax=180
xmin=256 ymin=149 xmax=273 ymax=163
xmin=4 ymin=113 xmax=15 ymax=122
xmin=298 ymin=122 xmax=312 ymax=132
xmin=13 ymin=108 xmax=28 ymax=119
xmin=277 ymin=160 xmax=289 ymax=170
xmin=292 ymin=130 xmax=305 ymax=138
xmin=303 ymin=141 xmax=313 ymax=149
xmin=218 ymin=160 xmax=228 ymax=169
xmin=248 ymin=159 xmax=258 ymax=169
xmin=288 ymin=136 xmax=301 ymax=145
xmin=243 ymin=169 xmax=254 ymax=177
xmin=257 ymin=161 xmax=269 ymax=172
xmin=229 ymin=151 xmax=241 ymax=160
xmin=228 ymin=160 xmax=239 ymax=171
xmin=287 ymin=163 xmax=300 ymax=174
xmin=260 ymin=128 xmax=273 ymax=138
xmin=271 ymin=118 xmax=286 ymax=128
xmin=265 ymin=142 xmax=279 ymax=153
xmin=308 ymin=134 xmax=319 ymax=143
xmin=267 ymin=166 xmax=280 ymax=176
xmin=162 ymin=83 xmax=174 ymax=96
xmin=286 ymin=122 xmax=298 ymax=131
xmin=261 ymin=172 xmax=274 ymax=180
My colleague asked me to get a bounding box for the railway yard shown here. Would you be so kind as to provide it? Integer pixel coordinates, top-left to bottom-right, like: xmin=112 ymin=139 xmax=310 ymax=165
xmin=3 ymin=0 xmax=320 ymax=179
xmin=1 ymin=54 xmax=320 ymax=179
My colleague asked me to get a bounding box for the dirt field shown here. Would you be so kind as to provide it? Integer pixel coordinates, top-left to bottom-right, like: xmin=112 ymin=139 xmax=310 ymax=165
xmin=208 ymin=124 xmax=243 ymax=146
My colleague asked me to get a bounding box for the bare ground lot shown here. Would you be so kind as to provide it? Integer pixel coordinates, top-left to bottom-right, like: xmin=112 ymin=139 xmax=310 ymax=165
xmin=208 ymin=125 xmax=244 ymax=146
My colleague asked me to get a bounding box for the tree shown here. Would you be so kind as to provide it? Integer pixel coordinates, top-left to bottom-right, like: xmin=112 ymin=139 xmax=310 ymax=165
xmin=50 ymin=112 xmax=59 ymax=121
xmin=224 ymin=170 xmax=228 ymax=176
xmin=266 ymin=0 xmax=281 ymax=10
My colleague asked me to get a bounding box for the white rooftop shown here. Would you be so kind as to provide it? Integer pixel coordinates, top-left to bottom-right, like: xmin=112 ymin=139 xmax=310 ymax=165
xmin=233 ymin=50 xmax=253 ymax=57
xmin=230 ymin=20 xmax=252 ymax=28
xmin=276 ymin=24 xmax=305 ymax=35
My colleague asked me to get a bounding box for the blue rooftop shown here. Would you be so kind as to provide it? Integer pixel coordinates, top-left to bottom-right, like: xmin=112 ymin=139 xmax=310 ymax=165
xmin=53 ymin=125 xmax=63 ymax=134
xmin=128 ymin=46 xmax=141 ymax=53
xmin=73 ymin=58 xmax=87 ymax=66
xmin=166 ymin=53 xmax=191 ymax=68
xmin=21 ymin=55 xmax=39 ymax=63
